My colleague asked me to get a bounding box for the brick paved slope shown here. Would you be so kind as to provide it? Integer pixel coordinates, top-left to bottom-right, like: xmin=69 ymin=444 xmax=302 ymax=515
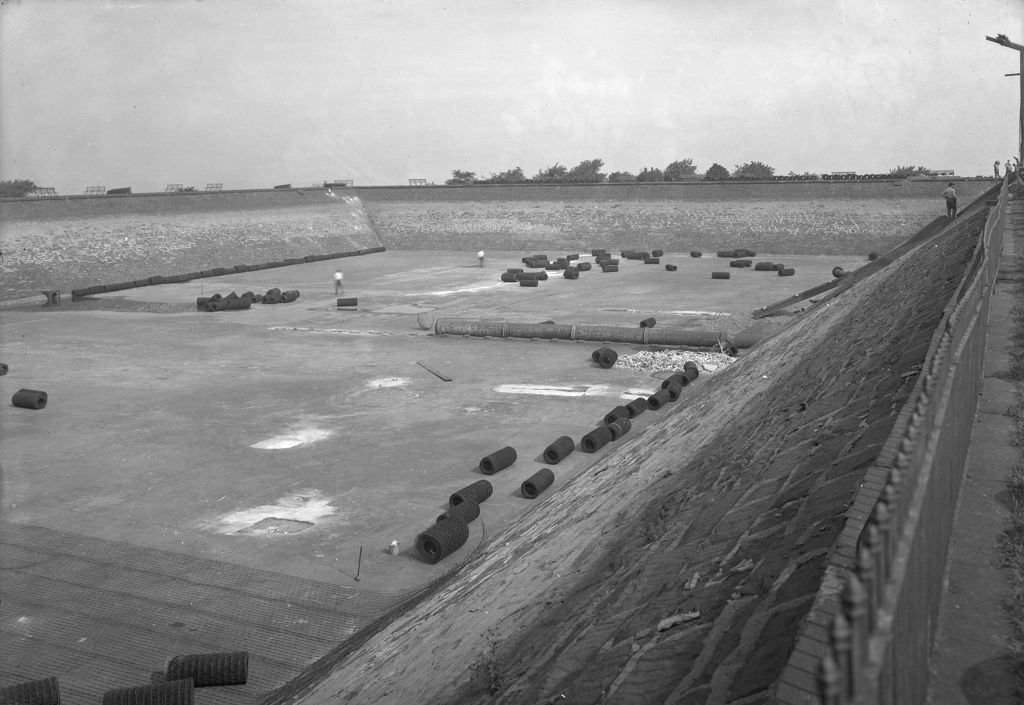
xmin=475 ymin=209 xmax=990 ymax=705
xmin=0 ymin=523 xmax=403 ymax=705
xmin=282 ymin=207 xmax=990 ymax=705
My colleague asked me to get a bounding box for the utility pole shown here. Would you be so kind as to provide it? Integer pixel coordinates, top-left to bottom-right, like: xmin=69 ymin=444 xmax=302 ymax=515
xmin=986 ymin=33 xmax=1024 ymax=170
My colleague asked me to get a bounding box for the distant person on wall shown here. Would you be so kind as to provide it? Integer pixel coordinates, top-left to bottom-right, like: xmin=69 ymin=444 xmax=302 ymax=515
xmin=334 ymin=269 xmax=344 ymax=295
xmin=942 ymin=182 xmax=958 ymax=219
xmin=994 ymin=160 xmax=1001 ymax=178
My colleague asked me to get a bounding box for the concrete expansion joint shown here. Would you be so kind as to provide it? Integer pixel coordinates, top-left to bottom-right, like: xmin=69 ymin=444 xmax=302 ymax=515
xmin=977 ymin=406 xmax=1019 ymax=418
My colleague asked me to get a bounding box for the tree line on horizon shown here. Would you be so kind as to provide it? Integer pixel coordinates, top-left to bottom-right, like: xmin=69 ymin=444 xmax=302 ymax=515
xmin=445 ymin=160 xmax=941 ymax=185
xmin=0 ymin=162 xmax=945 ymax=197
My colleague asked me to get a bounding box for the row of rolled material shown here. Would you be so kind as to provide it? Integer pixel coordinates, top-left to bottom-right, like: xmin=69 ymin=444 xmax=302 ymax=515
xmin=504 ymin=251 xmax=677 ymax=286
xmin=196 ymin=288 xmax=299 ymax=311
xmin=69 ymin=247 xmax=386 ymax=299
xmin=722 ymin=259 xmax=799 ymax=276
xmin=0 ymin=652 xmax=248 ymax=705
xmin=414 ymin=360 xmax=701 ymax=564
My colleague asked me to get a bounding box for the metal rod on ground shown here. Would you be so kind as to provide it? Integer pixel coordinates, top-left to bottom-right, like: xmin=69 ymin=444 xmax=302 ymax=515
xmin=417 ymin=360 xmax=453 ymax=381
xmin=355 ymin=545 xmax=362 ymax=582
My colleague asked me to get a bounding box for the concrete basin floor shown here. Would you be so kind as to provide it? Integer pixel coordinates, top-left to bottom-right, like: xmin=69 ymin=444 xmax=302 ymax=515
xmin=0 ymin=249 xmax=862 ymax=702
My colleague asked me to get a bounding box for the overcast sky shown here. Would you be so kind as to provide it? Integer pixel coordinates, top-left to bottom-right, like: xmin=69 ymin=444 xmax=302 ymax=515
xmin=1 ymin=0 xmax=1022 ymax=192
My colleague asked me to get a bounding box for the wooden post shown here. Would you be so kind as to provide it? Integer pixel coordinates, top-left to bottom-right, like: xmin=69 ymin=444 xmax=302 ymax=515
xmin=832 ymin=611 xmax=852 ymax=701
xmin=819 ymin=652 xmax=842 ymax=705
xmin=843 ymin=573 xmax=869 ymax=701
xmin=856 ymin=544 xmax=877 ymax=632
xmin=871 ymin=501 xmax=891 ymax=592
xmin=864 ymin=519 xmax=885 ymax=608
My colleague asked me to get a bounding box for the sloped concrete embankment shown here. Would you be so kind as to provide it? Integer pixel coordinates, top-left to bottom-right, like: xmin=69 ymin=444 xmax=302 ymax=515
xmin=357 ymin=181 xmax=995 ymax=256
xmin=277 ymin=210 xmax=989 ymax=704
xmin=0 ymin=190 xmax=384 ymax=301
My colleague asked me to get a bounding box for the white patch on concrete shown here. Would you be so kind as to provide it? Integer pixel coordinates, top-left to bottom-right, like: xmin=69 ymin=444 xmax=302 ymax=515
xmin=624 ymin=387 xmax=657 ymax=398
xmin=419 ymin=282 xmax=504 ymax=297
xmin=367 ymin=377 xmax=410 ymax=389
xmin=212 ymin=489 xmax=337 ymax=535
xmin=251 ymin=427 xmax=333 ymax=450
xmin=662 ymin=310 xmax=731 ymax=317
xmin=494 ymin=384 xmax=655 ymax=398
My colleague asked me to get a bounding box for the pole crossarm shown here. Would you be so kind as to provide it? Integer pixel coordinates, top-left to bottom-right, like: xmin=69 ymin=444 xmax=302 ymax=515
xmin=986 ymin=33 xmax=1024 ymax=168
xmin=986 ymin=34 xmax=1024 ymax=51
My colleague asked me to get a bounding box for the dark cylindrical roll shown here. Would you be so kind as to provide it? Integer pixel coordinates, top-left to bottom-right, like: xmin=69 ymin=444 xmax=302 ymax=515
xmin=647 ymin=388 xmax=672 ymax=410
xmin=607 ymin=417 xmax=632 ymax=440
xmin=102 ymin=679 xmax=193 ymax=705
xmin=664 ymin=382 xmax=684 ymax=402
xmin=521 ymin=468 xmax=555 ymax=499
xmin=479 ymin=446 xmax=517 ymax=475
xmin=450 ymin=479 xmax=493 ymax=507
xmin=0 ymin=676 xmax=61 ymax=705
xmin=661 ymin=373 xmax=686 ymax=389
xmin=595 ymin=347 xmax=618 ymax=369
xmin=437 ymin=497 xmax=480 ymax=524
xmin=580 ymin=425 xmax=613 ymax=453
xmin=12 ymin=389 xmax=47 ymax=410
xmin=543 ymin=436 xmax=575 ymax=464
xmin=603 ymin=406 xmax=630 ymax=425
xmin=166 ymin=651 xmax=248 ymax=687
xmin=625 ymin=397 xmax=648 ymax=418
xmin=416 ymin=516 xmax=469 ymax=564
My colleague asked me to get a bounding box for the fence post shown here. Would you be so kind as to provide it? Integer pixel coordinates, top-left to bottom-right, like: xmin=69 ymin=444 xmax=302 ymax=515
xmin=876 ymin=495 xmax=892 ymax=582
xmin=856 ymin=544 xmax=877 ymax=632
xmin=843 ymin=573 xmax=869 ymax=700
xmin=820 ymin=652 xmax=842 ymax=705
xmin=885 ymin=463 xmax=903 ymax=533
xmin=832 ymin=610 xmax=852 ymax=701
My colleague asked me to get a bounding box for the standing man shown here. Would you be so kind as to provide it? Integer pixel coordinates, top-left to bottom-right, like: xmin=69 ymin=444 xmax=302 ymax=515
xmin=942 ymin=182 xmax=958 ymax=219
xmin=995 ymin=160 xmax=1001 ymax=178
xmin=334 ymin=269 xmax=344 ymax=296
xmin=477 ymin=250 xmax=485 ymax=268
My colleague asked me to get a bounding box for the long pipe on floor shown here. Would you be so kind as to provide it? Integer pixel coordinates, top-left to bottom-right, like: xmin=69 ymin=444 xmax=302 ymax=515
xmin=430 ymin=318 xmax=764 ymax=349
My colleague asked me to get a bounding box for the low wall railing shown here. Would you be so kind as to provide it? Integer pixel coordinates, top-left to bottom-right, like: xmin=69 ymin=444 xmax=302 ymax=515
xmin=775 ymin=176 xmax=1011 ymax=705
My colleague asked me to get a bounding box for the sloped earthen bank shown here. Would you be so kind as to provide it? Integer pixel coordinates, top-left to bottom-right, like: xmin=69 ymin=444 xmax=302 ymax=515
xmin=275 ymin=206 xmax=990 ymax=705
xmin=0 ymin=189 xmax=383 ymax=301
xmin=357 ymin=180 xmax=994 ymax=256
xmin=1 ymin=181 xmax=994 ymax=302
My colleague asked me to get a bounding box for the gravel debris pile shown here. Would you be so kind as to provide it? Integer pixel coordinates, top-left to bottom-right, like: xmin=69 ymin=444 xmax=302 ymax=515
xmin=615 ymin=349 xmax=736 ymax=374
